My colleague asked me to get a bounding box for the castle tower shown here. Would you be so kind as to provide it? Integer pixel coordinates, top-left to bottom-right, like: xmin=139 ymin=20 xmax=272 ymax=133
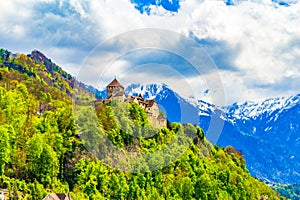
xmin=106 ymin=78 xmax=125 ymax=102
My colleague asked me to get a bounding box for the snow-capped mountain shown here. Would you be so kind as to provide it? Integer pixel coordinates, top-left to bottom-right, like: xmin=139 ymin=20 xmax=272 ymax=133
xmin=125 ymin=83 xmax=226 ymax=125
xmin=126 ymin=83 xmax=202 ymax=125
xmin=125 ymin=83 xmax=166 ymax=100
xmin=225 ymin=94 xmax=300 ymax=123
xmin=220 ymin=94 xmax=300 ymax=184
xmin=124 ymin=83 xmax=300 ymax=184
xmin=125 ymin=83 xmax=223 ymax=116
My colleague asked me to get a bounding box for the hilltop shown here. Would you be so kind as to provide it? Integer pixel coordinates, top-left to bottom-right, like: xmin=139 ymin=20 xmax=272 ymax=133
xmin=0 ymin=48 xmax=283 ymax=199
xmin=125 ymin=83 xmax=300 ymax=184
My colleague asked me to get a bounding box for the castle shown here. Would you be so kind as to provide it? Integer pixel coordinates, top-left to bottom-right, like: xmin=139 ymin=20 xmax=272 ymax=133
xmin=105 ymin=78 xmax=167 ymax=128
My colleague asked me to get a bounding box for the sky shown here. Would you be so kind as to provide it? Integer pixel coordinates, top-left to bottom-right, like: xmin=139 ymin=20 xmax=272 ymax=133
xmin=0 ymin=0 xmax=299 ymax=105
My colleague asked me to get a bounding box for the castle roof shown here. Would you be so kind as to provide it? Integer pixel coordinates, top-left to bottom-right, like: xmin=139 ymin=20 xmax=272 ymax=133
xmin=107 ymin=78 xmax=123 ymax=87
xmin=43 ymin=193 xmax=73 ymax=200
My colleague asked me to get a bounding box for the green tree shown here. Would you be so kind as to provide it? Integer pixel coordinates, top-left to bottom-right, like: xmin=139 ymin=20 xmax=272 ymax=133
xmin=0 ymin=125 xmax=10 ymax=175
xmin=181 ymin=177 xmax=194 ymax=200
xmin=26 ymin=134 xmax=59 ymax=185
xmin=118 ymin=172 xmax=129 ymax=199
xmin=109 ymin=173 xmax=120 ymax=199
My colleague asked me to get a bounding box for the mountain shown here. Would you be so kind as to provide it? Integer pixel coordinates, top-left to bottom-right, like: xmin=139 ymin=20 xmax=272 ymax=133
xmin=125 ymin=83 xmax=199 ymax=124
xmin=0 ymin=48 xmax=102 ymax=100
xmin=125 ymin=83 xmax=300 ymax=184
xmin=273 ymin=184 xmax=300 ymax=200
xmin=221 ymin=95 xmax=300 ymax=184
xmin=0 ymin=48 xmax=283 ymax=199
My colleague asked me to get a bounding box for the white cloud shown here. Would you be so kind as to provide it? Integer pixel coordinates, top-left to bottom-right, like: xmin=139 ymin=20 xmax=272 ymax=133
xmin=70 ymin=0 xmax=88 ymax=18
xmin=0 ymin=0 xmax=299 ymax=104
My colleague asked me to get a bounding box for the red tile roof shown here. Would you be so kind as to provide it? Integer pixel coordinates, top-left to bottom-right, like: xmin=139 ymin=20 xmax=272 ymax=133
xmin=107 ymin=78 xmax=123 ymax=87
xmin=43 ymin=193 xmax=73 ymax=200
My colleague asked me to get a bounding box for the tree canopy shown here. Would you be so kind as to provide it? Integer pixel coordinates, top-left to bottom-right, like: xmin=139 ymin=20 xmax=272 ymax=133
xmin=0 ymin=49 xmax=285 ymax=200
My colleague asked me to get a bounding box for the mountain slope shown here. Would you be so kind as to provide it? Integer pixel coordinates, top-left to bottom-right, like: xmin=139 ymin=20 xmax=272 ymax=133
xmin=126 ymin=83 xmax=208 ymax=124
xmin=125 ymin=83 xmax=300 ymax=184
xmin=0 ymin=48 xmax=282 ymax=199
xmin=273 ymin=184 xmax=300 ymax=200
xmin=222 ymin=95 xmax=300 ymax=184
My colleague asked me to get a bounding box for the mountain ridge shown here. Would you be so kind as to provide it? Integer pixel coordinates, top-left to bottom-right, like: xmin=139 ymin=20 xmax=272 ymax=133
xmin=124 ymin=82 xmax=300 ymax=184
xmin=0 ymin=48 xmax=283 ymax=199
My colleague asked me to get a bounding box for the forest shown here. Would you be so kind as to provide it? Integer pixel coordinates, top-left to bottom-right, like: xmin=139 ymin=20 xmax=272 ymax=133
xmin=273 ymin=184 xmax=300 ymax=200
xmin=0 ymin=48 xmax=284 ymax=199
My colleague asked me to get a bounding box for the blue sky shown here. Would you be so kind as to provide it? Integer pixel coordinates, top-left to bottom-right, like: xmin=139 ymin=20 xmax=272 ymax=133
xmin=0 ymin=0 xmax=299 ymax=105
xmin=130 ymin=0 xmax=181 ymax=14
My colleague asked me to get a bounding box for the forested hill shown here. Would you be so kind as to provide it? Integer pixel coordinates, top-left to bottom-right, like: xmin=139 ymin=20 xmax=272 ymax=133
xmin=0 ymin=49 xmax=283 ymax=199
xmin=0 ymin=49 xmax=101 ymax=100
xmin=273 ymin=184 xmax=300 ymax=200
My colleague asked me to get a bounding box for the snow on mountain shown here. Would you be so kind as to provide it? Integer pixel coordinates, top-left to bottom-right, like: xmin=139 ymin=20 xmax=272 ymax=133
xmin=125 ymin=83 xmax=223 ymax=117
xmin=125 ymin=83 xmax=165 ymax=100
xmin=125 ymin=82 xmax=300 ymax=128
xmin=124 ymin=83 xmax=300 ymax=184
xmin=220 ymin=93 xmax=300 ymax=184
xmin=224 ymin=94 xmax=300 ymax=123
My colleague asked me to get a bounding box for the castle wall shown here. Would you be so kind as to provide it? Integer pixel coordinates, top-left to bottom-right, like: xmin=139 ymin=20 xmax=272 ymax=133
xmin=113 ymin=94 xmax=125 ymax=102
xmin=146 ymin=102 xmax=166 ymax=128
xmin=107 ymin=86 xmax=124 ymax=99
xmin=148 ymin=115 xmax=167 ymax=128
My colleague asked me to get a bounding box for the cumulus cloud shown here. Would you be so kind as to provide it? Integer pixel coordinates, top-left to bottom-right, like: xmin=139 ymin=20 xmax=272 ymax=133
xmin=0 ymin=0 xmax=299 ymax=104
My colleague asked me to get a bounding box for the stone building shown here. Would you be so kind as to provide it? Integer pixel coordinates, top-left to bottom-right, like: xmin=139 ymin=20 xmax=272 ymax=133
xmin=43 ymin=193 xmax=73 ymax=200
xmin=105 ymin=78 xmax=167 ymax=128
xmin=106 ymin=78 xmax=126 ymax=102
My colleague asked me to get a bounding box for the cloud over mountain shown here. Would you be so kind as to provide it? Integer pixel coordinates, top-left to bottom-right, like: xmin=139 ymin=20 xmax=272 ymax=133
xmin=0 ymin=0 xmax=299 ymax=104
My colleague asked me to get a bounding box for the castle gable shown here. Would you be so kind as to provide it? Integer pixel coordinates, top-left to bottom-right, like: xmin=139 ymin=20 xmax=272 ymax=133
xmin=107 ymin=78 xmax=123 ymax=87
xmin=106 ymin=78 xmax=125 ymax=101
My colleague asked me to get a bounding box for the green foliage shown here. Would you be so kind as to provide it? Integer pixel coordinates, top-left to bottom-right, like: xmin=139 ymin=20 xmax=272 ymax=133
xmin=0 ymin=125 xmax=11 ymax=175
xmin=273 ymin=184 xmax=300 ymax=200
xmin=129 ymin=102 xmax=149 ymax=127
xmin=26 ymin=134 xmax=59 ymax=185
xmin=0 ymin=48 xmax=284 ymax=200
